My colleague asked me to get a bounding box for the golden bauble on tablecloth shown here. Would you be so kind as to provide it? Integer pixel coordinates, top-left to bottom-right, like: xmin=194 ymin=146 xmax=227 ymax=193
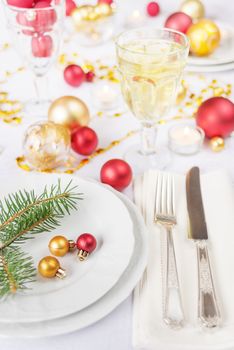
xmin=48 ymin=96 xmax=90 ymax=129
xmin=23 ymin=121 xmax=70 ymax=171
xmin=209 ymin=137 xmax=225 ymax=152
xmin=187 ymin=19 xmax=221 ymax=56
xmin=180 ymin=0 xmax=205 ymax=20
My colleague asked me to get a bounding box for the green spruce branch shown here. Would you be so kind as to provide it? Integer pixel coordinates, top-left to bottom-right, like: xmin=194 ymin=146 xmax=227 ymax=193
xmin=0 ymin=180 xmax=82 ymax=297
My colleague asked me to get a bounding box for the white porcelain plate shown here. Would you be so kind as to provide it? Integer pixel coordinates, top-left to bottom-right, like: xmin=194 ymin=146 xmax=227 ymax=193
xmin=188 ymin=21 xmax=234 ymax=66
xmin=0 ymin=173 xmax=134 ymax=323
xmin=0 ymin=183 xmax=148 ymax=338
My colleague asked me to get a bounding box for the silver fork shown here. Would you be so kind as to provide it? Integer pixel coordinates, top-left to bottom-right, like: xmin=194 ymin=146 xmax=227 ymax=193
xmin=154 ymin=173 xmax=185 ymax=329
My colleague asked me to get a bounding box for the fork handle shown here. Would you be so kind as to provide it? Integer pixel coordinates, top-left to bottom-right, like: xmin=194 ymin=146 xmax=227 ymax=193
xmin=163 ymin=227 xmax=184 ymax=329
xmin=196 ymin=241 xmax=221 ymax=328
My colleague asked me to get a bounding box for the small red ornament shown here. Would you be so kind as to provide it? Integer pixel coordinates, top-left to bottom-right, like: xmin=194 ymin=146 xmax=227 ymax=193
xmin=71 ymin=126 xmax=98 ymax=155
xmin=100 ymin=159 xmax=132 ymax=191
xmin=165 ymin=12 xmax=192 ymax=34
xmin=85 ymin=71 xmax=95 ymax=82
xmin=196 ymin=97 xmax=234 ymax=138
xmin=34 ymin=1 xmax=57 ymax=31
xmin=64 ymin=64 xmax=85 ymax=87
xmin=31 ymin=35 xmax=53 ymax=57
xmin=76 ymin=233 xmax=97 ymax=261
xmin=65 ymin=0 xmax=76 ymax=16
xmin=98 ymin=0 xmax=113 ymax=4
xmin=146 ymin=1 xmax=160 ymax=17
xmin=7 ymin=0 xmax=34 ymax=8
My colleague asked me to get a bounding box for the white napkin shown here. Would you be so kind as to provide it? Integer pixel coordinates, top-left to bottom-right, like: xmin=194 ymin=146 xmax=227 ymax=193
xmin=133 ymin=170 xmax=234 ymax=350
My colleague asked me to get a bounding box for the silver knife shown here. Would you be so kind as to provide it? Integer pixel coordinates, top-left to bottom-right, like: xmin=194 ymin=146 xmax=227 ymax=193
xmin=186 ymin=167 xmax=221 ymax=328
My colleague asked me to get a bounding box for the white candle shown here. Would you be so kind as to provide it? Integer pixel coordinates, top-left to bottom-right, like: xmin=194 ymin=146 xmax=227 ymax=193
xmin=93 ymin=82 xmax=119 ymax=110
xmin=125 ymin=10 xmax=146 ymax=28
xmin=168 ymin=124 xmax=204 ymax=155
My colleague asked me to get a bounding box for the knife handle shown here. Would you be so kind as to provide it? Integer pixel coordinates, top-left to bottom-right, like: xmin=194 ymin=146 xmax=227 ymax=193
xmin=163 ymin=227 xmax=185 ymax=329
xmin=196 ymin=241 xmax=221 ymax=328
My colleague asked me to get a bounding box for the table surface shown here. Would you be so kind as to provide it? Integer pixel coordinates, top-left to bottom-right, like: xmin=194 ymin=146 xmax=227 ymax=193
xmin=0 ymin=0 xmax=234 ymax=349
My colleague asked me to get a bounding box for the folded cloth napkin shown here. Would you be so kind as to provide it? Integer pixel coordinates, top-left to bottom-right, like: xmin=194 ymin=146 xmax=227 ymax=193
xmin=133 ymin=170 xmax=234 ymax=350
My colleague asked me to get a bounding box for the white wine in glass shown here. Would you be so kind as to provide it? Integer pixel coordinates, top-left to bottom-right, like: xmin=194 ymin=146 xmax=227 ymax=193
xmin=116 ymin=28 xmax=189 ymax=172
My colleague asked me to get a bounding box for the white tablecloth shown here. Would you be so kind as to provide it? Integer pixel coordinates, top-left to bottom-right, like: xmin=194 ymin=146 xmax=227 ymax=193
xmin=0 ymin=0 xmax=233 ymax=349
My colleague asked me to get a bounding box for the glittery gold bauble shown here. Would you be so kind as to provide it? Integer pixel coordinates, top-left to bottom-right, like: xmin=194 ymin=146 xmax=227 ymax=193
xmin=187 ymin=19 xmax=221 ymax=56
xmin=210 ymin=136 xmax=225 ymax=152
xmin=48 ymin=96 xmax=90 ymax=130
xmin=95 ymin=3 xmax=113 ymax=17
xmin=180 ymin=0 xmax=205 ymax=20
xmin=38 ymin=256 xmax=66 ymax=278
xmin=176 ymin=80 xmax=187 ymax=104
xmin=23 ymin=121 xmax=70 ymax=171
xmin=49 ymin=235 xmax=75 ymax=257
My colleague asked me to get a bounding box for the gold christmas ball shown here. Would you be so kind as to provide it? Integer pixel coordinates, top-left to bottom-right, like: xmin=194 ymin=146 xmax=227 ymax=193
xmin=95 ymin=3 xmax=113 ymax=17
xmin=49 ymin=236 xmax=70 ymax=257
xmin=176 ymin=80 xmax=187 ymax=104
xmin=48 ymin=96 xmax=90 ymax=130
xmin=38 ymin=256 xmax=66 ymax=278
xmin=187 ymin=19 xmax=221 ymax=56
xmin=71 ymin=8 xmax=84 ymax=27
xmin=23 ymin=121 xmax=70 ymax=171
xmin=210 ymin=136 xmax=225 ymax=152
xmin=180 ymin=0 xmax=205 ymax=20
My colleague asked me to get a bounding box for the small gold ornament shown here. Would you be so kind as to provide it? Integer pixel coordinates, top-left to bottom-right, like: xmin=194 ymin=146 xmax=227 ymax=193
xmin=48 ymin=96 xmax=90 ymax=130
xmin=38 ymin=256 xmax=66 ymax=278
xmin=49 ymin=235 xmax=76 ymax=257
xmin=187 ymin=19 xmax=221 ymax=56
xmin=23 ymin=121 xmax=70 ymax=171
xmin=210 ymin=136 xmax=225 ymax=152
xmin=176 ymin=80 xmax=187 ymax=104
xmin=95 ymin=3 xmax=113 ymax=17
xmin=180 ymin=0 xmax=205 ymax=20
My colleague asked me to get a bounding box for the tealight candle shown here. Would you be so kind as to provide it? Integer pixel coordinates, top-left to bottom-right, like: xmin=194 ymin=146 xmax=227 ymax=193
xmin=92 ymin=81 xmax=120 ymax=111
xmin=168 ymin=124 xmax=204 ymax=155
xmin=125 ymin=9 xmax=146 ymax=28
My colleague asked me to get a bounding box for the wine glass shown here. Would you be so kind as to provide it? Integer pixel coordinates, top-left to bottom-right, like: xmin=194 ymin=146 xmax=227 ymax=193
xmin=115 ymin=28 xmax=189 ymax=172
xmin=3 ymin=1 xmax=65 ymax=116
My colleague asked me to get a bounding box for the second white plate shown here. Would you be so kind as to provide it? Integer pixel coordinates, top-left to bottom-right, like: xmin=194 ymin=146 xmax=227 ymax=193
xmin=0 ymin=173 xmax=135 ymax=323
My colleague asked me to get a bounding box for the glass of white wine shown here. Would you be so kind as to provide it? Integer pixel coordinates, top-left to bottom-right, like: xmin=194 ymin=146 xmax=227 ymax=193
xmin=116 ymin=28 xmax=189 ymax=172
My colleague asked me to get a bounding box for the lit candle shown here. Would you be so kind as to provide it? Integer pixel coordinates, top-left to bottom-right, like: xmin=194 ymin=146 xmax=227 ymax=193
xmin=93 ymin=82 xmax=119 ymax=110
xmin=168 ymin=124 xmax=204 ymax=155
xmin=125 ymin=9 xmax=146 ymax=29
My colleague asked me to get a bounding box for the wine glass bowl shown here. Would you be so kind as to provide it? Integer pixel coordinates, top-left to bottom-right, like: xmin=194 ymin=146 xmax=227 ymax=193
xmin=116 ymin=28 xmax=189 ymax=172
xmin=3 ymin=1 xmax=65 ymax=115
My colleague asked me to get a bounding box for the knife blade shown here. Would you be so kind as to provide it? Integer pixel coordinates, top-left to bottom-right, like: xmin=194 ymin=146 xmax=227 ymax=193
xmin=186 ymin=167 xmax=208 ymax=240
xmin=186 ymin=166 xmax=221 ymax=328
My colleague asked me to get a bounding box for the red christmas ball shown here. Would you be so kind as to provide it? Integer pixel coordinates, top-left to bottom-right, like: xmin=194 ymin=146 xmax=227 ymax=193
xmin=196 ymin=97 xmax=234 ymax=138
xmin=85 ymin=71 xmax=95 ymax=82
xmin=7 ymin=0 xmax=34 ymax=8
xmin=165 ymin=12 xmax=192 ymax=34
xmin=31 ymin=35 xmax=53 ymax=57
xmin=34 ymin=1 xmax=57 ymax=31
xmin=71 ymin=126 xmax=98 ymax=155
xmin=100 ymin=159 xmax=132 ymax=191
xmin=146 ymin=2 xmax=160 ymax=17
xmin=98 ymin=0 xmax=113 ymax=4
xmin=64 ymin=65 xmax=85 ymax=87
xmin=65 ymin=0 xmax=76 ymax=16
xmin=76 ymin=233 xmax=97 ymax=253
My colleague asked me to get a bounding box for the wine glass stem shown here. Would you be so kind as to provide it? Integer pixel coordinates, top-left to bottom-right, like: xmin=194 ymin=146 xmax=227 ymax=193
xmin=140 ymin=121 xmax=157 ymax=156
xmin=33 ymin=74 xmax=49 ymax=104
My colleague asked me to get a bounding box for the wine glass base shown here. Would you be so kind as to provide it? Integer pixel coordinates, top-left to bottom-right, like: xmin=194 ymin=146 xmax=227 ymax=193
xmin=124 ymin=144 xmax=172 ymax=174
xmin=24 ymin=99 xmax=51 ymax=118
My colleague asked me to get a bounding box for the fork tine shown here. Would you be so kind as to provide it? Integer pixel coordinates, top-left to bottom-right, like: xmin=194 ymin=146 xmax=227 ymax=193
xmin=161 ymin=173 xmax=167 ymax=215
xmin=166 ymin=174 xmax=171 ymax=215
xmin=172 ymin=176 xmax=175 ymax=216
xmin=155 ymin=173 xmax=163 ymax=216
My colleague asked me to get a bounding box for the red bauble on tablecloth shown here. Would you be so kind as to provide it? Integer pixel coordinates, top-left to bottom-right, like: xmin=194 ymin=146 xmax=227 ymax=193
xmin=100 ymin=159 xmax=132 ymax=191
xmin=64 ymin=65 xmax=86 ymax=87
xmin=196 ymin=97 xmax=234 ymax=138
xmin=71 ymin=126 xmax=98 ymax=155
xmin=7 ymin=0 xmax=34 ymax=8
xmin=146 ymin=2 xmax=160 ymax=17
xmin=164 ymin=12 xmax=192 ymax=34
xmin=65 ymin=0 xmax=76 ymax=16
